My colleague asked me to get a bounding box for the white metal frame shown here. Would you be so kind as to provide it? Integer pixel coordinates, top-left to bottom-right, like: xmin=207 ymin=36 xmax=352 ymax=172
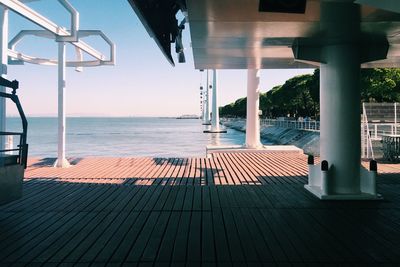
xmin=0 ymin=0 xmax=79 ymax=41
xmin=0 ymin=0 xmax=115 ymax=167
xmin=8 ymin=30 xmax=115 ymax=67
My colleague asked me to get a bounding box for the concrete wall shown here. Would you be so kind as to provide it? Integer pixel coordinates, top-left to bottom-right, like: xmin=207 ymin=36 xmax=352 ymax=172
xmin=222 ymin=119 xmax=320 ymax=156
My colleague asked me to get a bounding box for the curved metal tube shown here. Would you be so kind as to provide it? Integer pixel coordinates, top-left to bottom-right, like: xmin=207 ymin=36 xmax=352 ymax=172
xmin=8 ymin=30 xmax=115 ymax=67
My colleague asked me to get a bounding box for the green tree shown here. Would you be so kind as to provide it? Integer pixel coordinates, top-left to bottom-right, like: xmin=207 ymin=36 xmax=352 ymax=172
xmin=219 ymin=68 xmax=400 ymax=119
xmin=361 ymin=68 xmax=400 ymax=102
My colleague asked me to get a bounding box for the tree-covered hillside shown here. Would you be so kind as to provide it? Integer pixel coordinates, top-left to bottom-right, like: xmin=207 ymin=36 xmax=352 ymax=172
xmin=219 ymin=68 xmax=400 ymax=119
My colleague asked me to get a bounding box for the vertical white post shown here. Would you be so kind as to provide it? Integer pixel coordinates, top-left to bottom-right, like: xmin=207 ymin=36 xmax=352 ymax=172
xmin=245 ymin=69 xmax=261 ymax=148
xmin=362 ymin=103 xmax=365 ymax=158
xmin=202 ymin=84 xmax=206 ymax=123
xmin=319 ymin=1 xmax=361 ymax=194
xmin=0 ymin=7 xmax=8 ymax=152
xmin=211 ymin=69 xmax=220 ymax=131
xmin=395 ymin=102 xmax=397 ymax=135
xmin=203 ymin=70 xmax=211 ymax=125
xmin=54 ymin=42 xmax=70 ymax=168
xmin=202 ymin=90 xmax=205 ymax=121
xmin=5 ymin=135 xmax=12 ymax=154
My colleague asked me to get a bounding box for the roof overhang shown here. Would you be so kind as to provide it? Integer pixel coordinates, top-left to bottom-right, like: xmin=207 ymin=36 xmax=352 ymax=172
xmin=127 ymin=0 xmax=186 ymax=66
xmin=128 ymin=0 xmax=400 ymax=69
xmin=187 ymin=0 xmax=400 ymax=69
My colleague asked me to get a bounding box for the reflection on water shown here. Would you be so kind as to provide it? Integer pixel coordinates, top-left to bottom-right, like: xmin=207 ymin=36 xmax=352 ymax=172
xmin=210 ymin=132 xmax=222 ymax=146
xmin=6 ymin=117 xmax=246 ymax=158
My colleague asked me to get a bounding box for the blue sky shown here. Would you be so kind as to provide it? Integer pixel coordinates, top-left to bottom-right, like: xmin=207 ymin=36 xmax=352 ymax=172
xmin=6 ymin=0 xmax=314 ymax=117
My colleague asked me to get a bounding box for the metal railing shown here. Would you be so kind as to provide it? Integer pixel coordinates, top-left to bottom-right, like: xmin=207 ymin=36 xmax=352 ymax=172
xmin=0 ymin=79 xmax=28 ymax=168
xmin=261 ymin=118 xmax=320 ymax=131
xmin=0 ymin=132 xmax=26 ymax=165
xmin=365 ymin=123 xmax=400 ymax=140
xmin=223 ymin=111 xmax=400 ymax=160
xmin=362 ymin=106 xmax=375 ymax=159
xmin=362 ymin=103 xmax=400 ymax=160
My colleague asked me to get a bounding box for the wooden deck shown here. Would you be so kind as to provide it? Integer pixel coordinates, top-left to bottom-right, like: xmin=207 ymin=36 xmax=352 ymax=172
xmin=1 ymin=151 xmax=400 ymax=265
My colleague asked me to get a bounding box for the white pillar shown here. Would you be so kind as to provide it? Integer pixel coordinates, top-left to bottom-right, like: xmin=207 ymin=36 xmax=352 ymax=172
xmin=320 ymin=0 xmax=361 ymax=194
xmin=205 ymin=69 xmax=226 ymax=133
xmin=0 ymin=7 xmax=8 ymax=151
xmin=203 ymin=69 xmax=211 ymax=125
xmin=395 ymin=102 xmax=397 ymax=135
xmin=201 ymin=85 xmax=205 ymax=122
xmin=54 ymin=42 xmax=70 ymax=168
xmin=211 ymin=69 xmax=219 ymax=131
xmin=245 ymin=69 xmax=261 ymax=148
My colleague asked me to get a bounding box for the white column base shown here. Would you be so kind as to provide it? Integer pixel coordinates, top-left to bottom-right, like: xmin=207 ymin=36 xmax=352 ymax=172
xmin=204 ymin=126 xmax=227 ymax=133
xmin=244 ymin=143 xmax=263 ymax=149
xmin=305 ymin=164 xmax=382 ymax=200
xmin=53 ymin=158 xmax=70 ymax=168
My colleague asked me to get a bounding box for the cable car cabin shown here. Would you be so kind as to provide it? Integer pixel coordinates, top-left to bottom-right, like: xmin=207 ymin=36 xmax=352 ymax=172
xmin=0 ymin=77 xmax=28 ymax=205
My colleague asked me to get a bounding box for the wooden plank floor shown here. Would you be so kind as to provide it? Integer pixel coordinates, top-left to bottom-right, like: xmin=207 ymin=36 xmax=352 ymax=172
xmin=1 ymin=151 xmax=400 ymax=265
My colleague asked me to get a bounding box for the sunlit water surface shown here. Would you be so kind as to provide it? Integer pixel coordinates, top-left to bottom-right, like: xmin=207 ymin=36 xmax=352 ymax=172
xmin=7 ymin=117 xmax=249 ymax=158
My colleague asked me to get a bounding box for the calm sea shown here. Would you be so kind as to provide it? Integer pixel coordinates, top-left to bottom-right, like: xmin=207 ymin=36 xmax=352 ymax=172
xmin=6 ymin=117 xmax=246 ymax=158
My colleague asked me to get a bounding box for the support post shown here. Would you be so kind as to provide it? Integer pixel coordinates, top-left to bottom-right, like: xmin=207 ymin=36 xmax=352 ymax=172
xmin=54 ymin=41 xmax=70 ymax=168
xmin=204 ymin=69 xmax=226 ymax=133
xmin=245 ymin=69 xmax=261 ymax=148
xmin=0 ymin=7 xmax=8 ymax=152
xmin=203 ymin=70 xmax=211 ymax=125
xmin=319 ymin=1 xmax=361 ymax=195
xmin=202 ymin=88 xmax=206 ymax=123
xmin=395 ymin=102 xmax=397 ymax=136
xmin=302 ymin=0 xmax=384 ymax=199
xmin=211 ymin=69 xmax=219 ymax=131
xmin=202 ymin=93 xmax=205 ymax=122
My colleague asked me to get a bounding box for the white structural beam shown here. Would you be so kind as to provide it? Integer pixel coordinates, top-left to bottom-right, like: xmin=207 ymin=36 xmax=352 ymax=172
xmin=320 ymin=0 xmax=360 ymax=195
xmin=0 ymin=0 xmax=78 ymax=40
xmin=8 ymin=30 xmax=106 ymax=63
xmin=245 ymin=69 xmax=261 ymax=148
xmin=203 ymin=69 xmax=211 ymax=125
xmin=211 ymin=69 xmax=219 ymax=131
xmin=201 ymin=85 xmax=205 ymax=122
xmin=0 ymin=0 xmax=113 ymax=63
xmin=54 ymin=41 xmax=69 ymax=168
xmin=0 ymin=7 xmax=7 ymax=151
xmin=204 ymin=69 xmax=226 ymax=133
xmin=304 ymin=0 xmax=383 ymax=200
xmin=207 ymin=71 xmax=211 ymax=123
xmin=1 ymin=1 xmax=115 ymax=168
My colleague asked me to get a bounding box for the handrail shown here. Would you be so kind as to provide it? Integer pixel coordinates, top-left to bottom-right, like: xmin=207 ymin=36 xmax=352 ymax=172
xmin=0 ymin=148 xmax=21 ymax=152
xmin=260 ymin=118 xmax=320 ymax=132
xmin=0 ymin=77 xmax=28 ymax=168
xmin=0 ymin=131 xmax=23 ymax=135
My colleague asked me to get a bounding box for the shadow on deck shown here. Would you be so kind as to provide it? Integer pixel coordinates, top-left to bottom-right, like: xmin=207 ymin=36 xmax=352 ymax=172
xmin=1 ymin=152 xmax=400 ymax=265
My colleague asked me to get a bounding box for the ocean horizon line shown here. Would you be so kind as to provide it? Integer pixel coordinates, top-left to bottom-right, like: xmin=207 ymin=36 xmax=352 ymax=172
xmin=6 ymin=115 xmax=198 ymax=119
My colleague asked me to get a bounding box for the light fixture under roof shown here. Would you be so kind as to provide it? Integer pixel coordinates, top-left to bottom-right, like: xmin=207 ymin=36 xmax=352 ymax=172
xmin=259 ymin=0 xmax=307 ymax=14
